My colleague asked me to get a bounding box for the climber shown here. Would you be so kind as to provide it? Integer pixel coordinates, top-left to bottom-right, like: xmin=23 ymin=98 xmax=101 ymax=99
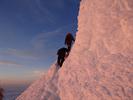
xmin=0 ymin=87 xmax=4 ymax=100
xmin=65 ymin=33 xmax=75 ymax=53
xmin=57 ymin=47 xmax=68 ymax=67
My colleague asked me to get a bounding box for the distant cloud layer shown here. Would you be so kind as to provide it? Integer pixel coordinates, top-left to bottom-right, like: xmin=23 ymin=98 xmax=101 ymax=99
xmin=0 ymin=60 xmax=23 ymax=67
xmin=0 ymin=48 xmax=39 ymax=59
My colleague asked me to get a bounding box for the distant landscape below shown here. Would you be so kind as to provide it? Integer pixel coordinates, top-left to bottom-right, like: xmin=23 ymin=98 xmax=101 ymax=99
xmin=3 ymin=84 xmax=30 ymax=100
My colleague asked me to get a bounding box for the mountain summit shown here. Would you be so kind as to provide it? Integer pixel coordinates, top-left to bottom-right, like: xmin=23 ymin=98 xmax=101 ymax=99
xmin=17 ymin=0 xmax=133 ymax=100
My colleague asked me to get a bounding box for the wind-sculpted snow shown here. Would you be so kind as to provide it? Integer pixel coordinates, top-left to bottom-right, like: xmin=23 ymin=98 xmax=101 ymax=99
xmin=17 ymin=0 xmax=133 ymax=100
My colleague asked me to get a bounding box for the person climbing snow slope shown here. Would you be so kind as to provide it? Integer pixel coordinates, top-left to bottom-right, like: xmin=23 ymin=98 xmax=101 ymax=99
xmin=57 ymin=47 xmax=68 ymax=67
xmin=65 ymin=33 xmax=75 ymax=53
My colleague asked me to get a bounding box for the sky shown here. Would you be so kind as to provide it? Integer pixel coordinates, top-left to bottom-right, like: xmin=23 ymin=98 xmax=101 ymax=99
xmin=0 ymin=0 xmax=80 ymax=85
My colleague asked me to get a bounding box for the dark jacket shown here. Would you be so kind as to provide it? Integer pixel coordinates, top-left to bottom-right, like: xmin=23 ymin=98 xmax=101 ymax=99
xmin=57 ymin=48 xmax=68 ymax=58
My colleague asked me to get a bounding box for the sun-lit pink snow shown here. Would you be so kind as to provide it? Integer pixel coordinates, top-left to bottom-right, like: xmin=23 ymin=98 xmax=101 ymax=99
xmin=17 ymin=0 xmax=133 ymax=100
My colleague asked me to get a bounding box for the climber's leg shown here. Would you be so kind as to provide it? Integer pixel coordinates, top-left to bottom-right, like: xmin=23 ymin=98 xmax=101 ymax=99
xmin=60 ymin=57 xmax=65 ymax=67
xmin=67 ymin=43 xmax=72 ymax=55
xmin=57 ymin=56 xmax=61 ymax=66
xmin=68 ymin=44 xmax=71 ymax=52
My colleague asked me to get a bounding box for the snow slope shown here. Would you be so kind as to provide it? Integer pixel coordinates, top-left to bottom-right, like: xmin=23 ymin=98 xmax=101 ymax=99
xmin=17 ymin=0 xmax=133 ymax=100
xmin=17 ymin=64 xmax=60 ymax=100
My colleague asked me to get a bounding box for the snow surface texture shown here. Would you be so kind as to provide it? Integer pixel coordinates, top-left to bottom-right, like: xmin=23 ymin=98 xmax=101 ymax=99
xmin=17 ymin=0 xmax=133 ymax=100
